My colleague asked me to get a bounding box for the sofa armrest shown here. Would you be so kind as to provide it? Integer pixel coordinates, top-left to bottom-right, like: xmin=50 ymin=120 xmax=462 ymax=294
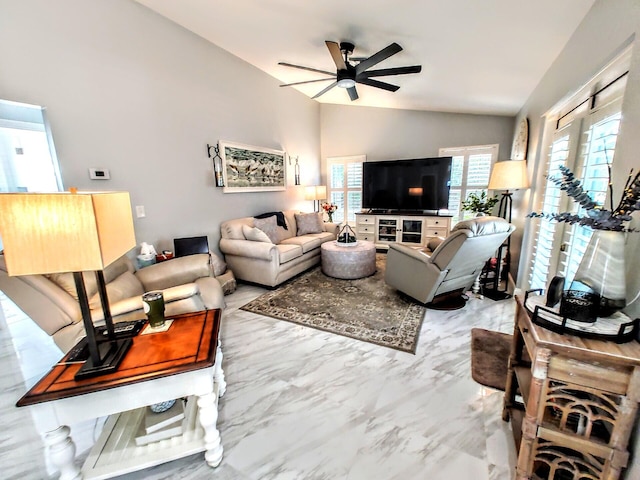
xmin=135 ymin=254 xmax=211 ymax=291
xmin=323 ymin=222 xmax=340 ymax=237
xmin=219 ymin=238 xmax=277 ymax=261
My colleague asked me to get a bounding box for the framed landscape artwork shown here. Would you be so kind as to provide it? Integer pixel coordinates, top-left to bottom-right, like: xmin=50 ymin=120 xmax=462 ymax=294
xmin=219 ymin=141 xmax=286 ymax=193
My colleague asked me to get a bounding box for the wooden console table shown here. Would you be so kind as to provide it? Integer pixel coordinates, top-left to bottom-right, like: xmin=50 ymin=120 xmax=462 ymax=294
xmin=503 ymin=296 xmax=640 ymax=479
xmin=17 ymin=309 xmax=225 ymax=480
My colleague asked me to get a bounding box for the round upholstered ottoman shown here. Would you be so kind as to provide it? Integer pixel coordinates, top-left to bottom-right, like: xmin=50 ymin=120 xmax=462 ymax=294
xmin=321 ymin=241 xmax=376 ymax=279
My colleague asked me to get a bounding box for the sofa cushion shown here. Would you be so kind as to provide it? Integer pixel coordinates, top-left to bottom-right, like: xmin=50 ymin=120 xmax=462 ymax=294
xmin=277 ymin=244 xmax=303 ymax=264
xmin=281 ymin=235 xmax=323 ymax=254
xmin=47 ymin=256 xmax=133 ymax=301
xmin=242 ymin=224 xmax=272 ymax=243
xmin=295 ymin=212 xmax=323 ymax=235
xmin=88 ymin=271 xmax=144 ymax=310
xmin=254 ymin=216 xmax=280 ymax=244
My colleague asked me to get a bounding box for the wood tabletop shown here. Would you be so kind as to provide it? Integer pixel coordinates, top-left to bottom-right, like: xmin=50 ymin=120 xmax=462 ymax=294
xmin=17 ymin=309 xmax=221 ymax=407
xmin=516 ymin=295 xmax=640 ymax=366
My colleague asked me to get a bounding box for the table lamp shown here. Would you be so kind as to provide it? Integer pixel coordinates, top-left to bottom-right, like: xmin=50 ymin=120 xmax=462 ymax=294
xmin=0 ymin=191 xmax=137 ymax=379
xmin=485 ymin=160 xmax=529 ymax=300
xmin=304 ymin=185 xmax=327 ymax=212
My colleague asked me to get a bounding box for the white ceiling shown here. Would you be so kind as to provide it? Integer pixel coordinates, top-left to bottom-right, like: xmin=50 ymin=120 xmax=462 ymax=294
xmin=134 ymin=0 xmax=596 ymax=116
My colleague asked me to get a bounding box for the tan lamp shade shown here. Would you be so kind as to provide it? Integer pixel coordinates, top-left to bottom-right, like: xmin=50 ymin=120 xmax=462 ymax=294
xmin=0 ymin=192 xmax=136 ymax=276
xmin=304 ymin=185 xmax=327 ymax=201
xmin=488 ymin=160 xmax=530 ymax=191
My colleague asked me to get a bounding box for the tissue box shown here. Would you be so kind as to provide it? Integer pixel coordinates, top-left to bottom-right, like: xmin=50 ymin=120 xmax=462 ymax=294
xmin=137 ymin=253 xmax=156 ymax=268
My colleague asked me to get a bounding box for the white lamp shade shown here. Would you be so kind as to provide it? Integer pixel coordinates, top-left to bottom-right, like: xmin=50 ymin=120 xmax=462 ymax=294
xmin=0 ymin=192 xmax=136 ymax=276
xmin=488 ymin=160 xmax=530 ymax=191
xmin=304 ymin=185 xmax=327 ymax=201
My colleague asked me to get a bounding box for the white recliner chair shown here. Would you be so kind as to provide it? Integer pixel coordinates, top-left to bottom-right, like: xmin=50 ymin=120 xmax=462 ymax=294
xmin=384 ymin=216 xmax=515 ymax=309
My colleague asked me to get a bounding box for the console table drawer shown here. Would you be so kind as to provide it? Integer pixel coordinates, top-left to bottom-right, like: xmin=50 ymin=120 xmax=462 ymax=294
xmin=357 ymin=215 xmax=375 ymax=225
xmin=424 ymin=227 xmax=446 ymax=238
xmin=425 ymin=218 xmax=448 ymax=228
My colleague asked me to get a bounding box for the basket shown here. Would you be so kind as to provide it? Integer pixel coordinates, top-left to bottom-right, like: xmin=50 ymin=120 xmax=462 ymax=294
xmin=336 ymin=224 xmax=357 ymax=246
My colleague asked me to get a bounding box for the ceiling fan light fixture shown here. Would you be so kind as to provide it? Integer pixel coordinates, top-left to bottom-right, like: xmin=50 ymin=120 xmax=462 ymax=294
xmin=337 ymin=78 xmax=356 ymax=88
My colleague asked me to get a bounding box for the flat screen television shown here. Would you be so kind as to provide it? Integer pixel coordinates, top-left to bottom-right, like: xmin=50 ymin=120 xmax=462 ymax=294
xmin=362 ymin=157 xmax=452 ymax=212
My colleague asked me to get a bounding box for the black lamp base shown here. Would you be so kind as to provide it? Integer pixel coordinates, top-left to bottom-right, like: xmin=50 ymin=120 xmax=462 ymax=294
xmin=74 ymin=338 xmax=132 ymax=380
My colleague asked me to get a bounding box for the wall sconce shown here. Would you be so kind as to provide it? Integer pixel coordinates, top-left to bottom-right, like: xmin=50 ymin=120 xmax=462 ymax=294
xmin=408 ymin=187 xmax=423 ymax=196
xmin=289 ymin=154 xmax=301 ymax=185
xmin=207 ymin=143 xmax=224 ymax=187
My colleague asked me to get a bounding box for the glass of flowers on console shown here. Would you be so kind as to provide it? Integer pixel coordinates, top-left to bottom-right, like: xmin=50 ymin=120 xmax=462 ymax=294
xmin=529 ymin=165 xmax=640 ymax=322
xmin=321 ymin=202 xmax=338 ymax=222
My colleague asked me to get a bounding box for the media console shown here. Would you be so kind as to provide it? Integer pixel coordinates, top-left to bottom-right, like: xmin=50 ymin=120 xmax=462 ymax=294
xmin=355 ymin=212 xmax=451 ymax=249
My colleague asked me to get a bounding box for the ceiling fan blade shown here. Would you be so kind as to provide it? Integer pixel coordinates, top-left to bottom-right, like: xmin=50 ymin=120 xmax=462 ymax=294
xmin=355 ymin=43 xmax=402 ymax=75
xmin=359 ymin=65 xmax=422 ymax=78
xmin=280 ymin=77 xmax=336 ymax=87
xmin=347 ymin=86 xmax=359 ymax=101
xmin=312 ymin=81 xmax=339 ymax=99
xmin=356 ymin=77 xmax=400 ymax=92
xmin=278 ymin=62 xmax=336 ymax=77
xmin=325 ymin=41 xmax=347 ymax=70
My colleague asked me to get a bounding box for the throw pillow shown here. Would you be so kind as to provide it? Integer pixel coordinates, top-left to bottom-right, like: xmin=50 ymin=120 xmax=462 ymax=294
xmin=253 ymin=216 xmax=280 ymax=244
xmin=242 ymin=224 xmax=273 ymax=243
xmin=295 ymin=212 xmax=323 ymax=235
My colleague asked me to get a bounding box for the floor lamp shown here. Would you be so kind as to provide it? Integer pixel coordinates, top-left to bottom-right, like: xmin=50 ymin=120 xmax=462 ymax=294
xmin=485 ymin=160 xmax=529 ymax=300
xmin=304 ymin=185 xmax=327 ymax=212
xmin=0 ymin=191 xmax=137 ymax=379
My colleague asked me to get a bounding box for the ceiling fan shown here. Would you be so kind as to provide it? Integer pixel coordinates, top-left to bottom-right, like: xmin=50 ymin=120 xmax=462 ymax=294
xmin=278 ymin=41 xmax=422 ymax=101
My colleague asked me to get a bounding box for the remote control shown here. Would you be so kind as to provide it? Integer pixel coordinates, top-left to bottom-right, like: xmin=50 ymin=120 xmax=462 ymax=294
xmin=66 ymin=337 xmax=89 ymax=362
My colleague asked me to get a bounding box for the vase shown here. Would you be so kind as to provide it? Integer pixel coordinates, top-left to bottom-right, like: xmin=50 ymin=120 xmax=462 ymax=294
xmin=327 ymin=212 xmax=333 ymax=222
xmin=565 ymin=230 xmax=626 ymax=320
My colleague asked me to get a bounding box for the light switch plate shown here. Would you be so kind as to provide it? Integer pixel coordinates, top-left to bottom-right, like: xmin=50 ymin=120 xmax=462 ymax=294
xmin=89 ymin=168 xmax=110 ymax=180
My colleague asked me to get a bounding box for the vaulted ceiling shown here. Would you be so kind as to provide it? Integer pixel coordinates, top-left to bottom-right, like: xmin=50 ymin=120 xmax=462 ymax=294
xmin=134 ymin=0 xmax=596 ymax=116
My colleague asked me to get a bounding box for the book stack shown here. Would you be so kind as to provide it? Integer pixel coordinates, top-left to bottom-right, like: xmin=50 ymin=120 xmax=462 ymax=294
xmin=135 ymin=399 xmax=186 ymax=446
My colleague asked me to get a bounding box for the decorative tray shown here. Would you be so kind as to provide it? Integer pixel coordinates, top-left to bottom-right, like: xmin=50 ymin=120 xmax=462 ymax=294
xmin=335 ymin=240 xmax=358 ymax=247
xmin=524 ymin=289 xmax=638 ymax=343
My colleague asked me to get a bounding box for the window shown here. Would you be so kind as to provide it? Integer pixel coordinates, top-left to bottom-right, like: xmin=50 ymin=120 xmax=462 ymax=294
xmin=326 ymin=155 xmax=364 ymax=224
xmin=0 ymin=99 xmax=62 ymax=193
xmin=527 ymin=46 xmax=630 ymax=291
xmin=439 ymin=144 xmax=498 ymax=224
xmin=0 ymin=99 xmax=62 ymax=251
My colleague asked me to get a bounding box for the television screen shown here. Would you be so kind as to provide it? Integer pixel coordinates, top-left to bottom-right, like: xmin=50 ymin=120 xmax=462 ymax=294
xmin=362 ymin=157 xmax=452 ymax=212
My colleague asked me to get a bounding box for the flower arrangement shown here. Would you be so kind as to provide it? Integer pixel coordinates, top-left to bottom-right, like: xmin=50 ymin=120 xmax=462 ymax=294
xmin=528 ymin=165 xmax=640 ymax=231
xmin=461 ymin=191 xmax=499 ymax=215
xmin=321 ymin=202 xmax=338 ymax=222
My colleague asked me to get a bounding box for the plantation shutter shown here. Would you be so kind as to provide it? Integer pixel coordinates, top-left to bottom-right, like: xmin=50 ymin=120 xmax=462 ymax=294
xmin=439 ymin=145 xmax=498 ymax=224
xmin=527 ymin=62 xmax=627 ymax=290
xmin=327 ymin=155 xmax=365 ymax=224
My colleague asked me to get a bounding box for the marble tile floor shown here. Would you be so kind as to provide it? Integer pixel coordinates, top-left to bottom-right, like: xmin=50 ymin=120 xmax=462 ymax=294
xmin=0 ymin=285 xmax=518 ymax=480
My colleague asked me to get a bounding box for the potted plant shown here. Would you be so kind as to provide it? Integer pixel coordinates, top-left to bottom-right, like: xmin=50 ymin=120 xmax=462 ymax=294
xmin=461 ymin=191 xmax=499 ymax=216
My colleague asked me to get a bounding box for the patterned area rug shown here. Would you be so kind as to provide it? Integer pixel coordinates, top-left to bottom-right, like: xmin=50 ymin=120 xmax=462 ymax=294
xmin=240 ymin=254 xmax=426 ymax=353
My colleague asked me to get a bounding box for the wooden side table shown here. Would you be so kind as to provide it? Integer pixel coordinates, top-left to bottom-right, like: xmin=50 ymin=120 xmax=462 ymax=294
xmin=17 ymin=309 xmax=225 ymax=480
xmin=503 ymin=296 xmax=640 ymax=479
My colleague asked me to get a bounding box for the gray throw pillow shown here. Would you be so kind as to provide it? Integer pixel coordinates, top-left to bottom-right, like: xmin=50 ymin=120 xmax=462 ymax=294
xmin=253 ymin=216 xmax=280 ymax=244
xmin=295 ymin=212 xmax=323 ymax=235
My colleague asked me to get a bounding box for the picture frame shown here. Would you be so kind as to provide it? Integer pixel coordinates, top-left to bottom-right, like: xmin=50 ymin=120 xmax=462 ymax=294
xmin=219 ymin=141 xmax=286 ymax=193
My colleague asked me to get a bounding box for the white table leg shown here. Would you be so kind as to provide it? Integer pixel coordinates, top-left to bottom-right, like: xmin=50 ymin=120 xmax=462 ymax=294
xmin=215 ymin=344 xmax=226 ymax=398
xmin=197 ymin=393 xmax=223 ymax=468
xmin=45 ymin=426 xmax=81 ymax=480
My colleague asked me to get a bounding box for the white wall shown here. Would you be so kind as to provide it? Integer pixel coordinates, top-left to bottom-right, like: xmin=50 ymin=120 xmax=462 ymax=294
xmin=320 ymin=104 xmax=514 ymax=162
xmin=0 ymin=0 xmax=321 ymax=256
xmin=514 ymin=1 xmax=640 ymax=476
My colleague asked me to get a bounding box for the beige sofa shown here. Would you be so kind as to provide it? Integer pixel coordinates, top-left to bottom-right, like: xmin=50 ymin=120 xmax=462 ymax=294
xmin=0 ymin=253 xmax=228 ymax=353
xmin=219 ymin=210 xmax=339 ymax=287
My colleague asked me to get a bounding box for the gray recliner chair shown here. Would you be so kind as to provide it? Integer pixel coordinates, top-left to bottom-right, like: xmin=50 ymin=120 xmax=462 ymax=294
xmin=384 ymin=216 xmax=515 ymax=309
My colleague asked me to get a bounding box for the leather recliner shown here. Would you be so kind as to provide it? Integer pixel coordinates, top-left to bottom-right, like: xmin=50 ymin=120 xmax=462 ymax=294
xmin=384 ymin=216 xmax=515 ymax=308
